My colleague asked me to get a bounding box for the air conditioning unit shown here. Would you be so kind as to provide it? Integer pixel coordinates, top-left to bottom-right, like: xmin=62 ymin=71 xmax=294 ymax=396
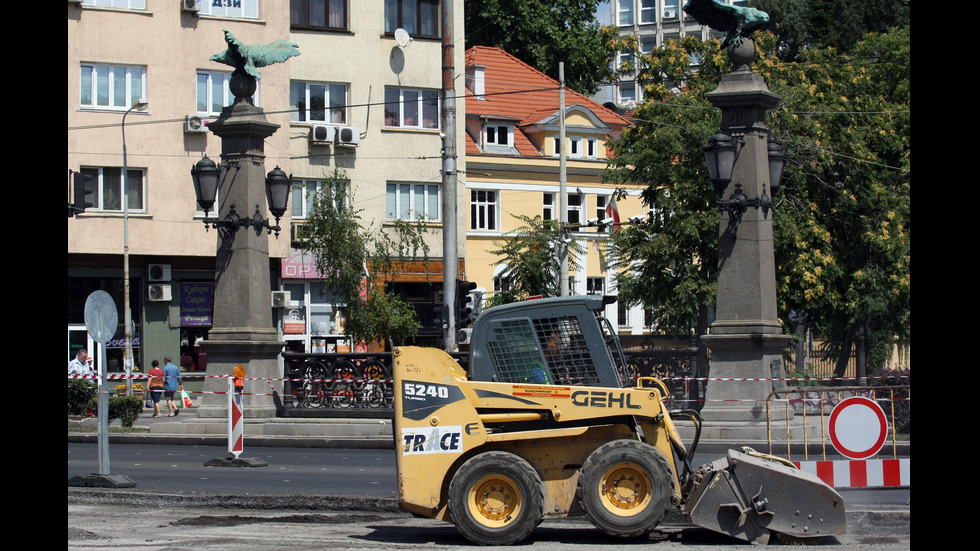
xmin=310 ymin=124 xmax=335 ymax=143
xmin=181 ymin=0 xmax=201 ymax=13
xmin=185 ymin=114 xmax=208 ymax=133
xmin=148 ymin=264 xmax=172 ymax=282
xmin=147 ymin=284 xmax=172 ymax=302
xmin=335 ymin=126 xmax=360 ymax=146
xmin=663 ymin=9 xmax=677 ymax=19
xmin=272 ymin=290 xmax=290 ymax=308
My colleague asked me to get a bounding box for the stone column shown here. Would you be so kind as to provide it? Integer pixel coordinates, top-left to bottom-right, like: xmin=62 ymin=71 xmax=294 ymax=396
xmin=699 ymin=43 xmax=793 ymax=439
xmin=197 ymin=100 xmax=284 ymax=418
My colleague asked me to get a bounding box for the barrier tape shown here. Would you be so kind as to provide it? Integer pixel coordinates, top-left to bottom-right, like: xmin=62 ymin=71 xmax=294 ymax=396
xmin=68 ymin=373 xmax=908 ymax=383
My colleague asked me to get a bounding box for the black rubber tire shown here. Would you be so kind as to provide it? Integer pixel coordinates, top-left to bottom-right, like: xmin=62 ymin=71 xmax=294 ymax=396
xmin=448 ymin=451 xmax=544 ymax=546
xmin=578 ymin=440 xmax=675 ymax=538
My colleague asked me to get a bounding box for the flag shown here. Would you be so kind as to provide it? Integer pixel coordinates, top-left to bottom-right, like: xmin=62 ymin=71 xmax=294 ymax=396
xmin=605 ymin=196 xmax=621 ymax=234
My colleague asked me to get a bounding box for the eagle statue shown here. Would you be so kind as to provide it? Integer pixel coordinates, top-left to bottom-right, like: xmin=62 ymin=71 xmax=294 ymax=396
xmin=210 ymin=30 xmax=300 ymax=80
xmin=683 ymin=0 xmax=769 ymax=48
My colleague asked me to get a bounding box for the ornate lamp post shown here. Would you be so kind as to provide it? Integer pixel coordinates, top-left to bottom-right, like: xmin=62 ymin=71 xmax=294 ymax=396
xmin=190 ymin=32 xmax=299 ymax=419
xmin=684 ymin=2 xmax=794 ymax=438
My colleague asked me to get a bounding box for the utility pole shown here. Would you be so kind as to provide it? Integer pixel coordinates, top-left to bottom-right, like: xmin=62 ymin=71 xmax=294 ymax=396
xmin=441 ymin=0 xmax=458 ymax=351
xmin=558 ymin=62 xmax=568 ymax=297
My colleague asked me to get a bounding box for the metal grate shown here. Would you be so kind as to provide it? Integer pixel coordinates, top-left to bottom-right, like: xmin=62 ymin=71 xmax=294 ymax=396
xmin=486 ymin=315 xmax=599 ymax=385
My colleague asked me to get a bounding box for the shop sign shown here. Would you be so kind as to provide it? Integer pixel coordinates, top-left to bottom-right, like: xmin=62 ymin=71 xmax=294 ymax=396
xmin=180 ymin=282 xmax=214 ymax=325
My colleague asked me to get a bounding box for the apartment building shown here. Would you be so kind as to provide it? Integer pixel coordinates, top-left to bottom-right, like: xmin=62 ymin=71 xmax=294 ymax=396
xmin=68 ymin=1 xmax=466 ymax=369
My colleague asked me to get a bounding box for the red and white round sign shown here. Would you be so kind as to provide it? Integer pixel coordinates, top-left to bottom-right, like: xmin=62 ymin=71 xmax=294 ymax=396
xmin=828 ymin=396 xmax=888 ymax=460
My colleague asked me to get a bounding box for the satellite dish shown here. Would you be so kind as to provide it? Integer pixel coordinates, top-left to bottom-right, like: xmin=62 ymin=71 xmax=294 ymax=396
xmin=394 ymin=28 xmax=413 ymax=48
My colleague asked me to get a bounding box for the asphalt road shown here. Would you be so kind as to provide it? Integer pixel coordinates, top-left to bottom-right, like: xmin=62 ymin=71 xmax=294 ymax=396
xmin=67 ymin=443 xmax=909 ymax=506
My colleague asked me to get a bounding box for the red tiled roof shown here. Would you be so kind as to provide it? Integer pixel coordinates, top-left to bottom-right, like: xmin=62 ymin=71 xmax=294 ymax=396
xmin=465 ymin=46 xmax=631 ymax=156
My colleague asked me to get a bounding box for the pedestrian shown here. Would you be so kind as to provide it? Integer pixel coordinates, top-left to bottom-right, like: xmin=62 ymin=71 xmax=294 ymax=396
xmin=163 ymin=356 xmax=183 ymax=417
xmin=147 ymin=359 xmax=165 ymax=418
xmin=68 ymin=349 xmax=94 ymax=378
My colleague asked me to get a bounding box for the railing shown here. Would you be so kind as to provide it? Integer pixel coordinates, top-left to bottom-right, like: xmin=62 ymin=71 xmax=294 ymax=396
xmin=281 ymin=348 xmax=697 ymax=416
xmin=766 ymin=384 xmax=911 ymax=461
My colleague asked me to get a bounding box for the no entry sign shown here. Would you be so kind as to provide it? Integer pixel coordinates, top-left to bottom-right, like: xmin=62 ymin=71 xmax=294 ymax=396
xmin=828 ymin=396 xmax=889 ymax=459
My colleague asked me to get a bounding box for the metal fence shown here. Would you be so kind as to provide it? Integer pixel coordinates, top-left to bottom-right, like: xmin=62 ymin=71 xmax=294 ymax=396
xmin=280 ymin=348 xmax=698 ymax=416
xmin=766 ymin=384 xmax=910 ymax=461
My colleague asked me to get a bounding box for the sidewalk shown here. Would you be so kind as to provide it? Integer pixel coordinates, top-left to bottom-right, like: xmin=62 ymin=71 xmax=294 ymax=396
xmin=67 ymin=406 xmax=910 ymax=459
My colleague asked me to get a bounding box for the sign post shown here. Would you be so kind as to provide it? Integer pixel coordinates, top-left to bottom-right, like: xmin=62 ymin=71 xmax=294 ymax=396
xmin=68 ymin=291 xmax=136 ymax=488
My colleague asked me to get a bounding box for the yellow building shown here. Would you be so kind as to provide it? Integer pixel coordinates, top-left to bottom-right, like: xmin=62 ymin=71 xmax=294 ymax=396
xmin=463 ymin=47 xmax=649 ymax=333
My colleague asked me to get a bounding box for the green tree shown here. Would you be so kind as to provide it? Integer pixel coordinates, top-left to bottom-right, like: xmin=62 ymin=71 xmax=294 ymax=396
xmin=465 ymin=0 xmax=620 ymax=96
xmin=606 ymin=28 xmax=909 ymax=376
xmin=487 ymin=215 xmax=582 ymax=306
xmin=302 ymin=170 xmax=430 ymax=347
xmin=603 ymin=36 xmax=727 ymax=371
xmin=749 ymin=0 xmax=910 ymax=60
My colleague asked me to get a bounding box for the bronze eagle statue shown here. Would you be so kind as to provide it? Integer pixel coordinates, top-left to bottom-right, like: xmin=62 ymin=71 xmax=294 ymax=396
xmin=683 ymin=0 xmax=770 ymax=48
xmin=210 ymin=30 xmax=300 ymax=80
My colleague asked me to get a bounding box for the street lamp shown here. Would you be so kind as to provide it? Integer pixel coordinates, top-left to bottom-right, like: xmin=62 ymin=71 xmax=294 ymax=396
xmin=702 ymin=133 xmax=785 ymax=233
xmin=122 ymin=98 xmax=148 ymax=391
xmin=191 ymin=158 xmax=291 ymax=246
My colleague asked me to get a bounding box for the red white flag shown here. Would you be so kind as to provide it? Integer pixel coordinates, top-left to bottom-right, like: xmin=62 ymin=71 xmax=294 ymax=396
xmin=605 ymin=196 xmax=621 ymax=234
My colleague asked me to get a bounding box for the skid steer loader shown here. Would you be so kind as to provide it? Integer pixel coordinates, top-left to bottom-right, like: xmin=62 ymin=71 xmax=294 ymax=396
xmin=393 ymin=296 xmax=845 ymax=545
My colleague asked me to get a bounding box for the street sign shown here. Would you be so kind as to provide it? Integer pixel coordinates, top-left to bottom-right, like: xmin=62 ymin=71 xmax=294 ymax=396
xmin=828 ymin=396 xmax=888 ymax=460
xmin=84 ymin=290 xmax=118 ymax=344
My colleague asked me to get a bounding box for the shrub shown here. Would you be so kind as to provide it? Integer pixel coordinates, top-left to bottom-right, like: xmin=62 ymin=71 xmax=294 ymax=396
xmin=108 ymin=396 xmax=144 ymax=428
xmin=68 ymin=380 xmax=97 ymax=416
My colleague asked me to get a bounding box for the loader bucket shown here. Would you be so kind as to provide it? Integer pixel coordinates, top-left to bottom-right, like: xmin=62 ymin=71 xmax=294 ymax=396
xmin=682 ymin=449 xmax=846 ymax=544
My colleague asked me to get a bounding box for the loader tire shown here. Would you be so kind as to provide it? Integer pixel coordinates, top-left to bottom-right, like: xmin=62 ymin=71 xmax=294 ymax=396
xmin=448 ymin=451 xmax=544 ymax=546
xmin=578 ymin=440 xmax=675 ymax=538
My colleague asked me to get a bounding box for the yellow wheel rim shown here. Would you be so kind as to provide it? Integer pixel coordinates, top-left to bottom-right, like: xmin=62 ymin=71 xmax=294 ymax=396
xmin=468 ymin=473 xmax=523 ymax=527
xmin=598 ymin=462 xmax=652 ymax=517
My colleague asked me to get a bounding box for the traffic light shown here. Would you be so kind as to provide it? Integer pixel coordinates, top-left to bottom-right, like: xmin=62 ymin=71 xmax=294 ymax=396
xmin=456 ymin=280 xmax=477 ymax=329
xmin=70 ymin=170 xmax=95 ymax=216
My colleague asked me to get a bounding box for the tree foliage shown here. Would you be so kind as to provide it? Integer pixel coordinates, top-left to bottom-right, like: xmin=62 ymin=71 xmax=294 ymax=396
xmin=302 ymin=170 xmax=430 ymax=347
xmin=488 ymin=215 xmax=582 ymax=306
xmin=606 ymin=27 xmax=909 ymax=375
xmin=604 ymin=36 xmax=729 ymax=338
xmin=749 ymin=0 xmax=910 ymax=60
xmin=464 ymin=0 xmax=620 ymax=96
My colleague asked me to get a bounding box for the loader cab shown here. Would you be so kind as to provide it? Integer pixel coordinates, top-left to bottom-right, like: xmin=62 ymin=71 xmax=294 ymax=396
xmin=468 ymin=295 xmax=631 ymax=387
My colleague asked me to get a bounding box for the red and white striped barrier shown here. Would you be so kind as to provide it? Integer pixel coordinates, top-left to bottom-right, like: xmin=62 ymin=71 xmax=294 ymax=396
xmin=794 ymin=458 xmax=909 ymax=488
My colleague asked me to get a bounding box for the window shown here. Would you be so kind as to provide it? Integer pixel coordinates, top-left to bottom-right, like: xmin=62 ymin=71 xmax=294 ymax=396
xmin=200 ymin=0 xmax=258 ymax=19
xmin=569 ymin=137 xmax=582 ymax=158
xmin=386 ymin=183 xmax=440 ymax=221
xmin=596 ymin=196 xmax=608 ymax=228
xmin=485 ymin=125 xmax=511 ymax=147
xmin=543 ymin=193 xmax=555 ymax=221
xmin=80 ymin=167 xmax=145 ymax=212
xmin=640 ymin=38 xmax=657 ymax=55
xmin=586 ymin=138 xmax=598 ymax=159
xmin=470 ymin=190 xmax=498 ymax=231
xmin=385 ymin=88 xmax=439 ymax=129
xmin=195 ymin=71 xmax=260 ymax=115
xmin=80 ymin=64 xmax=145 ymax=110
xmin=619 ymin=83 xmax=636 ymax=103
xmin=617 ymin=1 xmax=633 ymax=26
xmin=290 ymin=81 xmax=347 ymax=124
xmin=82 ymin=0 xmax=145 ymax=8
xmin=639 ymin=0 xmax=656 ymax=23
xmin=567 ymin=193 xmax=584 ymax=231
xmin=384 ymin=0 xmax=440 ymax=38
xmin=291 ymin=178 xmax=346 ymax=219
xmin=618 ymin=51 xmax=633 ymax=70
xmin=291 ymin=0 xmax=346 ymax=29
xmin=587 ymin=277 xmax=604 ymax=295
xmin=618 ymin=302 xmax=631 ymax=327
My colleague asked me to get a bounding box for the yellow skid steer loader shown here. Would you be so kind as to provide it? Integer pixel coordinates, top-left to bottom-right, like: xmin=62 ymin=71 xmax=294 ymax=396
xmin=394 ymin=296 xmax=845 ymax=545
